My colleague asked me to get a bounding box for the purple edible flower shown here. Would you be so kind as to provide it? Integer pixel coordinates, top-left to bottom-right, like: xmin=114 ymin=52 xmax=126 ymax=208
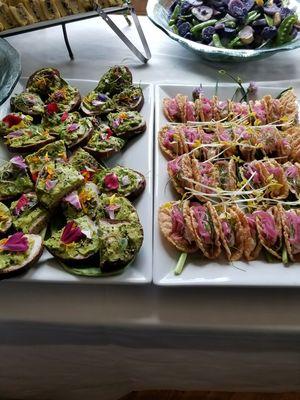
xmin=248 ymin=81 xmax=258 ymax=95
xmin=45 ymin=179 xmax=58 ymax=191
xmin=67 ymin=123 xmax=80 ymax=133
xmin=10 ymin=155 xmax=27 ymax=170
xmin=64 ymin=191 xmax=82 ymax=210
xmin=1 ymin=232 xmax=29 ymax=253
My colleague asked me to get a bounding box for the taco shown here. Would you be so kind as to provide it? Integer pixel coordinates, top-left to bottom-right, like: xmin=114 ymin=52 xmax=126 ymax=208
xmin=167 ymin=154 xmax=194 ymax=196
xmin=191 ymin=159 xmax=218 ymax=202
xmin=158 ymin=125 xmax=186 ymax=159
xmin=282 ymin=162 xmax=300 ymax=199
xmin=279 ymin=205 xmax=300 ymax=262
xmin=214 ymin=159 xmax=237 ymax=192
xmin=158 ymin=201 xmax=197 ymax=253
xmin=233 ymin=206 xmax=262 ymax=261
xmin=216 ymin=206 xmax=244 ymax=261
xmin=183 ymin=200 xmax=221 ymax=259
xmin=254 ymin=206 xmax=282 ymax=260
xmin=260 ymin=159 xmax=289 ymax=199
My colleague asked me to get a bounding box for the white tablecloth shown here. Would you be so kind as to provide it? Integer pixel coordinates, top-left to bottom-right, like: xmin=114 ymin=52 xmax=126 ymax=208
xmin=2 ymin=16 xmax=300 ymax=400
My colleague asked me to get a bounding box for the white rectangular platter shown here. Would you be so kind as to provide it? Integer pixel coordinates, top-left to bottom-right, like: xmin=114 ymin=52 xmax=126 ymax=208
xmin=154 ymin=82 xmax=300 ymax=286
xmin=0 ymin=78 xmax=154 ymax=284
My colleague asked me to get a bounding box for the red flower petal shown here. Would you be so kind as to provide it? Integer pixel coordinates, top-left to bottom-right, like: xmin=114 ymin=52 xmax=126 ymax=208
xmin=1 ymin=232 xmax=29 ymax=253
xmin=45 ymin=103 xmax=59 ymax=115
xmin=14 ymin=194 xmax=29 ymax=216
xmin=2 ymin=114 xmax=22 ymax=128
xmin=60 ymin=221 xmax=85 ymax=244
xmin=61 ymin=112 xmax=69 ymax=122
xmin=104 ymin=173 xmax=119 ymax=190
xmin=106 ymin=128 xmax=113 ymax=139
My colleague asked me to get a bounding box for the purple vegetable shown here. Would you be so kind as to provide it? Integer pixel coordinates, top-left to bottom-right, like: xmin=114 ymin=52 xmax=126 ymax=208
xmin=261 ymin=26 xmax=277 ymax=40
xmin=192 ymin=5 xmax=213 ymax=21
xmin=228 ymin=0 xmax=247 ymax=19
xmin=178 ymin=21 xmax=191 ymax=36
xmin=263 ymin=5 xmax=280 ymax=16
xmin=202 ymin=26 xmax=215 ymax=43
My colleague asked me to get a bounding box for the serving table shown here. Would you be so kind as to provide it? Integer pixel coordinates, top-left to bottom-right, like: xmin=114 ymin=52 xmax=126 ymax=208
xmin=1 ymin=16 xmax=300 ymax=400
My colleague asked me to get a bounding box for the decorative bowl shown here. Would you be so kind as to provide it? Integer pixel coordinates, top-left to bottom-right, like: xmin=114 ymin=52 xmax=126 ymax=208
xmin=147 ymin=0 xmax=300 ymax=63
xmin=0 ymin=39 xmax=21 ymax=106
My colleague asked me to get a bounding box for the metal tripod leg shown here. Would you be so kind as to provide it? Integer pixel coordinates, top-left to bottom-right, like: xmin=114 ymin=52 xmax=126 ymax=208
xmin=62 ymin=23 xmax=74 ymax=60
xmin=95 ymin=5 xmax=151 ymax=64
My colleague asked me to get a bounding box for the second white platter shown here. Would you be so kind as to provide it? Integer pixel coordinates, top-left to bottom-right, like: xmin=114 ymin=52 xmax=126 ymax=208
xmin=154 ymin=82 xmax=300 ymax=286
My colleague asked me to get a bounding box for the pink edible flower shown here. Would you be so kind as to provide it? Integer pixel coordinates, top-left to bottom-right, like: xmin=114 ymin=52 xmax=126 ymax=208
xmin=104 ymin=173 xmax=119 ymax=190
xmin=60 ymin=221 xmax=85 ymax=245
xmin=64 ymin=191 xmax=82 ymax=210
xmin=45 ymin=179 xmax=58 ymax=191
xmin=0 ymin=232 xmax=29 ymax=253
xmin=14 ymin=194 xmax=29 ymax=216
xmin=67 ymin=123 xmax=80 ymax=133
xmin=248 ymin=81 xmax=258 ymax=95
xmin=7 ymin=130 xmax=24 ymax=138
xmin=10 ymin=155 xmax=27 ymax=170
xmin=253 ymin=210 xmax=278 ymax=245
xmin=105 ymin=204 xmax=120 ymax=220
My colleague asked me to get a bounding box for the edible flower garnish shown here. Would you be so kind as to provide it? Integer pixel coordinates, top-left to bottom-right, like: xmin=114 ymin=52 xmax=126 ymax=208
xmin=61 ymin=112 xmax=69 ymax=122
xmin=14 ymin=194 xmax=29 ymax=216
xmin=80 ymin=167 xmax=95 ymax=182
xmin=45 ymin=103 xmax=59 ymax=115
xmin=64 ymin=191 xmax=82 ymax=210
xmin=105 ymin=204 xmax=120 ymax=220
xmin=104 ymin=173 xmax=119 ymax=190
xmin=121 ymin=175 xmax=130 ymax=186
xmin=45 ymin=179 xmax=58 ymax=191
xmin=10 ymin=155 xmax=27 ymax=170
xmin=0 ymin=232 xmax=29 ymax=253
xmin=60 ymin=221 xmax=85 ymax=244
xmin=67 ymin=123 xmax=80 ymax=133
xmin=2 ymin=114 xmax=22 ymax=128
xmin=6 ymin=130 xmax=24 ymax=138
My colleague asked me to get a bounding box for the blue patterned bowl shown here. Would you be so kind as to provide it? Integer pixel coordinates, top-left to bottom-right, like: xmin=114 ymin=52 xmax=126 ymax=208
xmin=0 ymin=39 xmax=21 ymax=106
xmin=147 ymin=0 xmax=300 ymax=63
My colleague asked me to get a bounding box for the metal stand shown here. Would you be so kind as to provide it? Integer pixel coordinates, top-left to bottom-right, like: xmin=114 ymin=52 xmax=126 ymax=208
xmin=62 ymin=23 xmax=74 ymax=60
xmin=96 ymin=3 xmax=151 ymax=64
xmin=0 ymin=2 xmax=151 ymax=63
